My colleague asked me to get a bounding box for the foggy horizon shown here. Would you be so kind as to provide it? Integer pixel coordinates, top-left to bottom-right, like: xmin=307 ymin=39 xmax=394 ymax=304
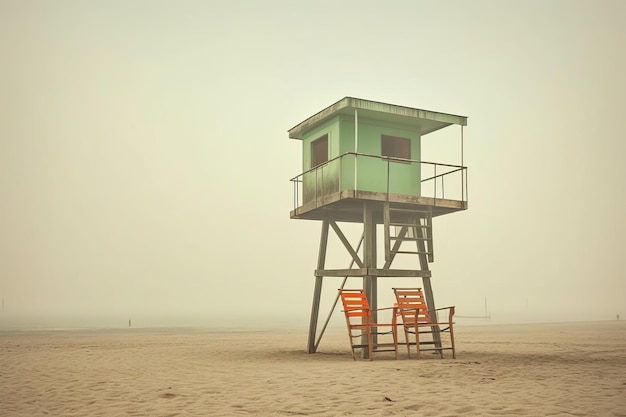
xmin=2 ymin=1 xmax=625 ymax=331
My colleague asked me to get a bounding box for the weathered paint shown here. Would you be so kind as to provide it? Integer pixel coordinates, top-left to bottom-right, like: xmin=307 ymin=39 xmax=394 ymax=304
xmin=301 ymin=116 xmax=341 ymax=204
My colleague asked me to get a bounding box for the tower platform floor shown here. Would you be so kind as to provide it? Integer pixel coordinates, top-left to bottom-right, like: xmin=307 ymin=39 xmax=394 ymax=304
xmin=290 ymin=190 xmax=467 ymax=223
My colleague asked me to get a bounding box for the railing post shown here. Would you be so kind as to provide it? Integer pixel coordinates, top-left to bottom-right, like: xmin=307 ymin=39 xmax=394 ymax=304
xmin=461 ymin=165 xmax=464 ymax=203
xmin=441 ymin=173 xmax=445 ymax=199
xmin=386 ymin=158 xmax=390 ymax=196
xmin=338 ymin=155 xmax=342 ymax=195
xmin=433 ymin=164 xmax=437 ymax=204
xmin=465 ymin=168 xmax=469 ymax=205
xmin=321 ymin=166 xmax=324 ymax=205
xmin=315 ymin=169 xmax=318 ymax=208
xmin=354 ymin=153 xmax=358 ymax=192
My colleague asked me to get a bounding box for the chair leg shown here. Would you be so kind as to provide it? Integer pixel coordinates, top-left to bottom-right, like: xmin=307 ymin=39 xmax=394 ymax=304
xmin=450 ymin=324 xmax=456 ymax=359
xmin=432 ymin=325 xmax=443 ymax=359
xmin=347 ymin=329 xmax=357 ymax=360
xmin=344 ymin=314 xmax=357 ymax=360
xmin=392 ymin=326 xmax=398 ymax=360
xmin=415 ymin=326 xmax=421 ymax=360
xmin=403 ymin=327 xmax=411 ymax=358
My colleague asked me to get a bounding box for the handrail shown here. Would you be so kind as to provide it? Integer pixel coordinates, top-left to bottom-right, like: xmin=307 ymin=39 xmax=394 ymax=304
xmin=289 ymin=152 xmax=349 ymax=182
xmin=290 ymin=152 xmax=468 ymax=210
xmin=421 ymin=167 xmax=464 ymax=183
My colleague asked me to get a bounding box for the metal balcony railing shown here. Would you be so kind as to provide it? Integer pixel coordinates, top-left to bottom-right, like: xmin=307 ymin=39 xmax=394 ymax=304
xmin=290 ymin=152 xmax=468 ymax=210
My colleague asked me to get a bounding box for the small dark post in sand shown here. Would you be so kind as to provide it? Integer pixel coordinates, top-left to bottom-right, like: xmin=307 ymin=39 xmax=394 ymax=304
xmin=288 ymin=97 xmax=469 ymax=358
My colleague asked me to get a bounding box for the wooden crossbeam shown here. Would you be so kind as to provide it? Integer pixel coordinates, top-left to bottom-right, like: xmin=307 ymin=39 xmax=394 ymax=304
xmin=329 ymin=221 xmax=364 ymax=268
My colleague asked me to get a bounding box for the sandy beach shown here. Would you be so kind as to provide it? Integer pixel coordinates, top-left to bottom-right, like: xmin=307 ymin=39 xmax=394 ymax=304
xmin=1 ymin=321 xmax=625 ymax=416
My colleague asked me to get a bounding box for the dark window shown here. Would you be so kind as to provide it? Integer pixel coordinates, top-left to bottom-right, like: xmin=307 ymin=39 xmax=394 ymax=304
xmin=311 ymin=134 xmax=328 ymax=168
xmin=381 ymin=135 xmax=411 ymax=160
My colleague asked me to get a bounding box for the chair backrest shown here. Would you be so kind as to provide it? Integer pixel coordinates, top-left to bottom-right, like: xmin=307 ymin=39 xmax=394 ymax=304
xmin=339 ymin=289 xmax=371 ymax=320
xmin=393 ymin=288 xmax=432 ymax=324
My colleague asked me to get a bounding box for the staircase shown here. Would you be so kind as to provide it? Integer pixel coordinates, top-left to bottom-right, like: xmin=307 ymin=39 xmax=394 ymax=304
xmin=383 ymin=202 xmax=434 ymax=264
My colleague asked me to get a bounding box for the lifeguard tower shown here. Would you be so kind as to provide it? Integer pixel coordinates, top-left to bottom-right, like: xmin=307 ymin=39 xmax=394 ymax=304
xmin=289 ymin=97 xmax=468 ymax=354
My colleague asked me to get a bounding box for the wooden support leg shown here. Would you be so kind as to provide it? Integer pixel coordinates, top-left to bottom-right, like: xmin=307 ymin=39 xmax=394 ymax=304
xmin=366 ymin=325 xmax=374 ymax=361
xmin=362 ymin=203 xmax=377 ymax=359
xmin=414 ymin=217 xmax=443 ymax=353
xmin=307 ymin=276 xmax=323 ymax=354
xmin=307 ymin=221 xmax=329 ymax=354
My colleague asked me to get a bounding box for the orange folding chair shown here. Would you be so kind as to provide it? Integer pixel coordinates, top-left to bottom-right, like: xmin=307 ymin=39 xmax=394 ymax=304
xmin=393 ymin=288 xmax=455 ymax=359
xmin=339 ymin=289 xmax=398 ymax=360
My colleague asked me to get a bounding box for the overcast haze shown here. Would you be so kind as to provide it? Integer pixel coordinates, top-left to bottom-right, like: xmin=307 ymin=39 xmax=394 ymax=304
xmin=1 ymin=0 xmax=625 ymax=330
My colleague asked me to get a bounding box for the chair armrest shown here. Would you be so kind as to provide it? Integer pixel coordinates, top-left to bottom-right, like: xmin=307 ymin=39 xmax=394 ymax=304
xmin=341 ymin=307 xmax=370 ymax=313
xmin=433 ymin=306 xmax=455 ymax=321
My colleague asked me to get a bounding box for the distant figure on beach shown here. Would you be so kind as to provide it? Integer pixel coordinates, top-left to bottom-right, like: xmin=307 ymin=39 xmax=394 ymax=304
xmin=618 ymin=314 xmax=620 ymax=321
xmin=129 ymin=319 xmax=132 ymax=328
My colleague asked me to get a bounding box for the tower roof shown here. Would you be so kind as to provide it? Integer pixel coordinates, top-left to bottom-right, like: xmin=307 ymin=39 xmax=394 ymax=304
xmin=288 ymin=97 xmax=467 ymax=140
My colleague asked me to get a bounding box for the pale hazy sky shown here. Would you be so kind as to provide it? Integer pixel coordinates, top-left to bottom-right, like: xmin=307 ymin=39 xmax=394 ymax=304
xmin=1 ymin=0 xmax=625 ymax=328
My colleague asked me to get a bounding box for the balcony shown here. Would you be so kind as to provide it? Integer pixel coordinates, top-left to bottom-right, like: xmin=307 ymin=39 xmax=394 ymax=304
xmin=290 ymin=152 xmax=468 ymax=222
